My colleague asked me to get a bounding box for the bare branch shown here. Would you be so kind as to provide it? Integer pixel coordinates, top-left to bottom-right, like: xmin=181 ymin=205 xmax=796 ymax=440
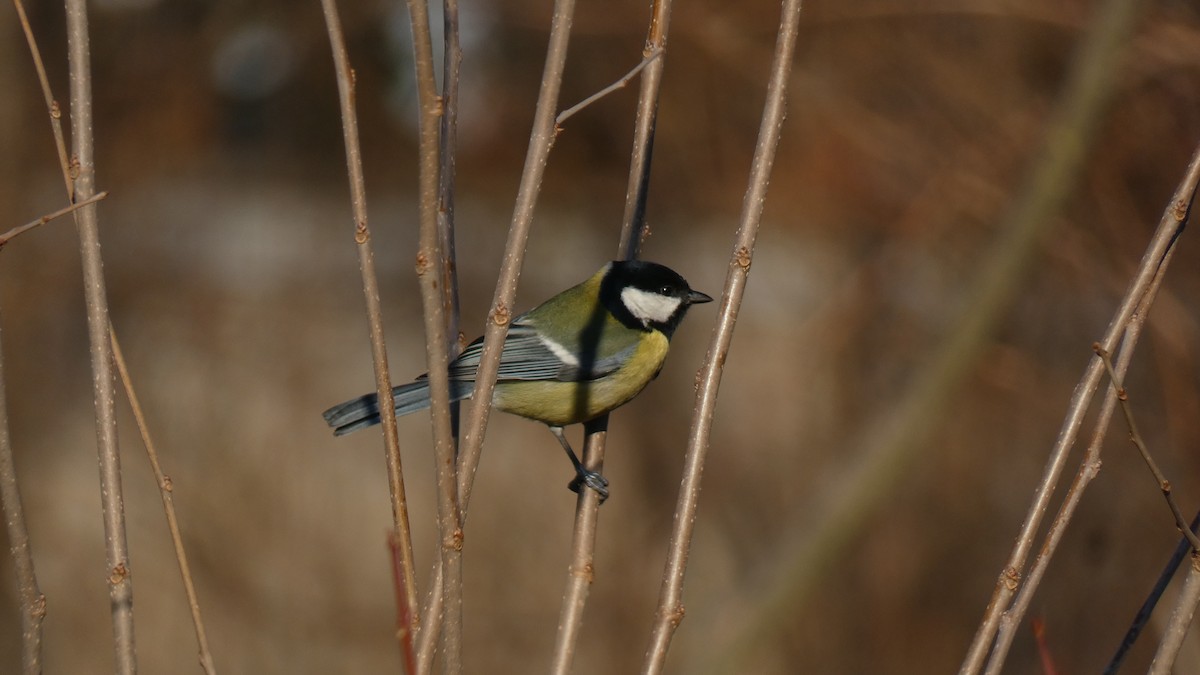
xmin=110 ymin=329 xmax=217 ymax=675
xmin=0 ymin=314 xmax=46 ymax=675
xmin=403 ymin=0 xmax=465 ymax=670
xmin=549 ymin=419 xmax=608 ymax=674
xmin=0 ymin=190 xmax=108 ymax=248
xmin=317 ymin=1 xmax=419 ymax=671
xmin=966 ymin=150 xmax=1199 ymax=675
xmin=416 ymin=0 xmax=579 ymax=667
xmin=64 ymin=0 xmax=137 ymax=669
xmin=642 ymin=0 xmax=803 ymax=671
xmin=982 ymin=236 xmax=1177 ymax=674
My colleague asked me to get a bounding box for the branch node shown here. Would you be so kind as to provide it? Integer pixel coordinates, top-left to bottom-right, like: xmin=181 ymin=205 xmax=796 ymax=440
xmin=1173 ymin=198 xmax=1189 ymax=222
xmin=1002 ymin=566 xmax=1021 ymax=591
xmin=109 ymin=562 xmax=130 ymax=585
xmin=734 ymin=245 xmax=752 ymax=270
xmin=491 ymin=302 xmax=511 ymax=326
xmin=570 ymin=562 xmax=595 ymax=583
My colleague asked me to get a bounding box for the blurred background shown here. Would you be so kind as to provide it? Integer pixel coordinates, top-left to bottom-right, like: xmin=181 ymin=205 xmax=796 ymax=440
xmin=2 ymin=0 xmax=1200 ymax=673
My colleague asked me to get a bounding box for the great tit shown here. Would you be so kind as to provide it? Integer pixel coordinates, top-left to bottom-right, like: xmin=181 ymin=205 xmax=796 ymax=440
xmin=322 ymin=260 xmax=712 ymax=500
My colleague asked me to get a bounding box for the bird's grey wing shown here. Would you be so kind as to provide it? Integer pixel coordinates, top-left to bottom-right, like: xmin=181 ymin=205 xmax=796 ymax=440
xmin=447 ymin=322 xmax=635 ymax=382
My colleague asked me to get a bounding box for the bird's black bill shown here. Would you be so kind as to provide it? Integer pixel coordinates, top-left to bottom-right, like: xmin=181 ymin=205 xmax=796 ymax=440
xmin=687 ymin=290 xmax=713 ymax=304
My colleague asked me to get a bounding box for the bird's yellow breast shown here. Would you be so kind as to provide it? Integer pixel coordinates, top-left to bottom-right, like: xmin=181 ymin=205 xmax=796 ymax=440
xmin=491 ymin=330 xmax=671 ymax=427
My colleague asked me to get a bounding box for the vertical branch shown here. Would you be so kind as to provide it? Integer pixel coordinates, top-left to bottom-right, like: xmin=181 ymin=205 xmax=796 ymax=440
xmin=64 ymin=0 xmax=138 ymax=671
xmin=317 ymin=1 xmax=420 ymax=671
xmin=403 ymin=0 xmax=465 ymax=671
xmin=0 ymin=317 xmax=45 ymax=675
xmin=641 ymin=0 xmax=803 ymax=672
xmin=416 ymin=0 xmax=578 ymax=668
xmin=548 ymin=418 xmax=607 ymax=674
xmin=552 ymin=0 xmax=677 ymax=666
xmin=110 ymin=331 xmax=217 ymax=675
xmin=617 ymin=0 xmax=673 ymax=260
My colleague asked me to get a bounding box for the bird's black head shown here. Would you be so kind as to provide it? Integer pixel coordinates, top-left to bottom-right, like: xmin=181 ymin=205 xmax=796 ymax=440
xmin=600 ymin=260 xmax=712 ymax=336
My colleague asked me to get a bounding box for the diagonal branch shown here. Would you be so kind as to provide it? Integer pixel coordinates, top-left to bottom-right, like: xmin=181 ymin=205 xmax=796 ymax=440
xmin=966 ymin=142 xmax=1200 ymax=675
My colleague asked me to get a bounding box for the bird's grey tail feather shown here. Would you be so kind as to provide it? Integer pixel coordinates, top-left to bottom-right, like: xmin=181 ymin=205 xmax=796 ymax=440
xmin=323 ymin=380 xmax=475 ymax=436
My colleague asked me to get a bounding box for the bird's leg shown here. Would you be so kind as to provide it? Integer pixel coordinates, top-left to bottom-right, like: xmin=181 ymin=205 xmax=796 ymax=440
xmin=549 ymin=425 xmax=609 ymax=502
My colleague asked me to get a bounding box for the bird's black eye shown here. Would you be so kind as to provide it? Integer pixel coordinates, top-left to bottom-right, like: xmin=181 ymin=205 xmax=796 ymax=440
xmin=659 ymin=285 xmax=673 ymax=295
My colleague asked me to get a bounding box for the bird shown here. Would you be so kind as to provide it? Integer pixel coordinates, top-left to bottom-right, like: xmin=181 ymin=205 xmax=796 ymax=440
xmin=322 ymin=260 xmax=712 ymax=501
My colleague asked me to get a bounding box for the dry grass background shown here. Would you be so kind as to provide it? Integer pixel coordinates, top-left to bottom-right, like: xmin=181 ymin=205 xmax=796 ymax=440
xmin=2 ymin=0 xmax=1200 ymax=673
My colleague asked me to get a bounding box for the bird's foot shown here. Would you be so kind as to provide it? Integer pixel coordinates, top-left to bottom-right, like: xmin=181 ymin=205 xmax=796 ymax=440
xmin=568 ymin=470 xmax=610 ymax=503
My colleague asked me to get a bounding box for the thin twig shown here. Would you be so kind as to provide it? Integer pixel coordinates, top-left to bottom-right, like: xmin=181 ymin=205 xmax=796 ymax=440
xmin=1096 ymin=346 xmax=1200 ymax=551
xmin=110 ymin=329 xmax=217 ymax=675
xmin=549 ymin=418 xmax=608 ymax=674
xmin=416 ymin=0 xmax=579 ymax=668
xmin=642 ymin=0 xmax=802 ymax=672
xmin=0 ymin=191 xmax=108 ymax=248
xmin=1148 ymin=554 xmax=1200 ymax=675
xmin=12 ymin=0 xmax=72 ymax=197
xmin=404 ymin=0 xmax=465 ymax=670
xmin=317 ymin=1 xmax=420 ymax=671
xmin=0 ymin=315 xmax=46 ymax=675
xmin=618 ymin=0 xmax=674 ymax=260
xmin=555 ymin=49 xmax=662 ymax=127
xmin=64 ymin=0 xmax=138 ymax=671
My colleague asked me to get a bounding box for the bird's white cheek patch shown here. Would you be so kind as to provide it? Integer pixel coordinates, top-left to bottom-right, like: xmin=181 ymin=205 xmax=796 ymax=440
xmin=621 ymin=287 xmax=682 ymax=325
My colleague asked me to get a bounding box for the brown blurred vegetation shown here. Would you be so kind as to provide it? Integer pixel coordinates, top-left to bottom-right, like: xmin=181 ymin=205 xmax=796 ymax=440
xmin=3 ymin=0 xmax=1200 ymax=673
